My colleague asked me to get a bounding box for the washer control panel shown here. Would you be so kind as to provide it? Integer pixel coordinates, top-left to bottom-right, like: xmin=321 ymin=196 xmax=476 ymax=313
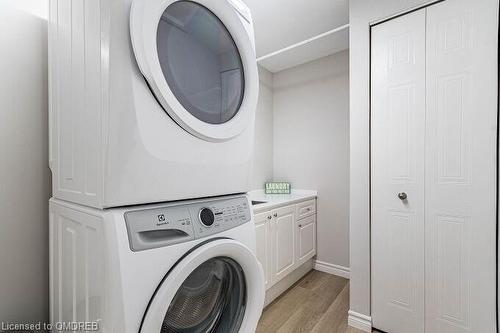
xmin=124 ymin=195 xmax=251 ymax=251
xmin=192 ymin=196 xmax=251 ymax=239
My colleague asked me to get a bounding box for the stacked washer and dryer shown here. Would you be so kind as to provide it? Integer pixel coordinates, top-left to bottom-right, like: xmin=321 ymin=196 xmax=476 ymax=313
xmin=48 ymin=0 xmax=264 ymax=331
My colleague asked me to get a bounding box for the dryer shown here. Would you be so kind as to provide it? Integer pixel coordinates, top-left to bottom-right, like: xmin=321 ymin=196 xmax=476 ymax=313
xmin=48 ymin=0 xmax=259 ymax=208
xmin=49 ymin=194 xmax=265 ymax=332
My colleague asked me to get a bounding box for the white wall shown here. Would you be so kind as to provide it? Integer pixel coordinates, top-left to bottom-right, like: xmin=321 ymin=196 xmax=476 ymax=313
xmin=251 ymin=66 xmax=274 ymax=188
xmin=273 ymin=51 xmax=350 ymax=269
xmin=349 ymin=0 xmax=440 ymax=322
xmin=252 ymin=53 xmax=350 ymax=270
xmin=0 ymin=0 xmax=50 ymax=324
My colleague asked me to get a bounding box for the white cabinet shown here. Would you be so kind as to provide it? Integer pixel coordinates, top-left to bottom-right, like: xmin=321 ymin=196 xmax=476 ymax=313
xmin=254 ymin=212 xmax=271 ymax=289
xmin=297 ymin=214 xmax=316 ymax=265
xmin=254 ymin=198 xmax=317 ymax=290
xmin=271 ymin=205 xmax=296 ymax=283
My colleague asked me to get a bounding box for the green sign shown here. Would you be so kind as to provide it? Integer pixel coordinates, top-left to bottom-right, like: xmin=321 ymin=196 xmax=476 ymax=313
xmin=265 ymin=182 xmax=291 ymax=194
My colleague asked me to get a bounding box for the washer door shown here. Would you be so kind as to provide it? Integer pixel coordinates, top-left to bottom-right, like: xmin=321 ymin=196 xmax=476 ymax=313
xmin=140 ymin=239 xmax=265 ymax=333
xmin=130 ymin=0 xmax=259 ymax=142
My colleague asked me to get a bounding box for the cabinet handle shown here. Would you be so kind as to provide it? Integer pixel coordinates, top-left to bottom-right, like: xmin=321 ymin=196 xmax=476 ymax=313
xmin=299 ymin=224 xmax=302 ymax=228
xmin=267 ymin=215 xmax=272 ymax=220
xmin=273 ymin=213 xmax=278 ymax=218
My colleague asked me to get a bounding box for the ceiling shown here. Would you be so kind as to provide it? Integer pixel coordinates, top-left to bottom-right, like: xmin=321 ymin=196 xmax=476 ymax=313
xmin=242 ymin=0 xmax=349 ymax=65
xmin=257 ymin=26 xmax=348 ymax=73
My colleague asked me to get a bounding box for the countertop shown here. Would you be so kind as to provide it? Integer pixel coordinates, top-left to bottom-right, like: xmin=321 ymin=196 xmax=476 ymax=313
xmin=248 ymin=189 xmax=317 ymax=213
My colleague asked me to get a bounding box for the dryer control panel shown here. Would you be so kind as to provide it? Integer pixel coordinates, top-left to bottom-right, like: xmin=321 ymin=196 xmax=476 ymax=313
xmin=124 ymin=195 xmax=251 ymax=251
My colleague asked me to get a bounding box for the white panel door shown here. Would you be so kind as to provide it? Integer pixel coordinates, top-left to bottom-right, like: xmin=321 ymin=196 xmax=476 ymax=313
xmin=371 ymin=9 xmax=426 ymax=333
xmin=271 ymin=205 xmax=296 ymax=284
xmin=425 ymin=0 xmax=497 ymax=332
xmin=254 ymin=212 xmax=272 ymax=289
xmin=372 ymin=1 xmax=498 ymax=332
xmin=297 ymin=215 xmax=316 ymax=264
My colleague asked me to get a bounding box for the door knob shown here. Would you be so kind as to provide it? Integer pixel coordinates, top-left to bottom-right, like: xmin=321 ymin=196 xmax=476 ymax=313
xmin=398 ymin=192 xmax=408 ymax=200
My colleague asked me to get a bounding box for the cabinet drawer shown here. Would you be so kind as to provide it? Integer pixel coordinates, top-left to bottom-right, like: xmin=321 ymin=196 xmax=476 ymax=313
xmin=296 ymin=199 xmax=316 ymax=219
xmin=254 ymin=211 xmax=272 ymax=224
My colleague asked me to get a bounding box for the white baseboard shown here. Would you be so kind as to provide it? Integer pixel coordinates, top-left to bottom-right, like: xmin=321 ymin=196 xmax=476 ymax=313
xmin=348 ymin=310 xmax=372 ymax=332
xmin=313 ymin=260 xmax=350 ymax=279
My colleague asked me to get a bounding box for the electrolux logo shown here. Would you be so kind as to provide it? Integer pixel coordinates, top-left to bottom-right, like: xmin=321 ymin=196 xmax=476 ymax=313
xmin=156 ymin=213 xmax=169 ymax=226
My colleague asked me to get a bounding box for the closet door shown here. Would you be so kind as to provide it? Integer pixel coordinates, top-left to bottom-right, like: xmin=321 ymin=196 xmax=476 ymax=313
xmin=425 ymin=0 xmax=498 ymax=332
xmin=371 ymin=9 xmax=426 ymax=333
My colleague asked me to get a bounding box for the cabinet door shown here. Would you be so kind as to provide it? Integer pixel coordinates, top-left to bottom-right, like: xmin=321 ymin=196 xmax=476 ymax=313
xmin=297 ymin=215 xmax=316 ymax=264
xmin=254 ymin=212 xmax=272 ymax=289
xmin=271 ymin=205 xmax=296 ymax=284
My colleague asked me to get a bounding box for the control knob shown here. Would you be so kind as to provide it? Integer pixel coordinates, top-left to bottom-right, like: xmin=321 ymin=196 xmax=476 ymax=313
xmin=199 ymin=207 xmax=215 ymax=227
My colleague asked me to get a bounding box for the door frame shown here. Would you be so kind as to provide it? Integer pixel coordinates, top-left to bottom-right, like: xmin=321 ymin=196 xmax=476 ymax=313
xmin=367 ymin=1 xmax=500 ymax=331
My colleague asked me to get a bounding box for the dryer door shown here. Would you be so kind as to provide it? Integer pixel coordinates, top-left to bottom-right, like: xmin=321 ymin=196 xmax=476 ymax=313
xmin=140 ymin=239 xmax=265 ymax=333
xmin=130 ymin=0 xmax=259 ymax=142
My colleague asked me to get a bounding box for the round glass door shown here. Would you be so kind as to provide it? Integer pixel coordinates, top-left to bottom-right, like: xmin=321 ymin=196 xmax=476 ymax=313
xmin=139 ymin=239 xmax=264 ymax=333
xmin=161 ymin=257 xmax=246 ymax=332
xmin=131 ymin=0 xmax=259 ymax=141
xmin=156 ymin=1 xmax=245 ymax=125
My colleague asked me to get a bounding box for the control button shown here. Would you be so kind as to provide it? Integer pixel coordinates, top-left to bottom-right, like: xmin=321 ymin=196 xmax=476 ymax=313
xmin=199 ymin=207 xmax=215 ymax=227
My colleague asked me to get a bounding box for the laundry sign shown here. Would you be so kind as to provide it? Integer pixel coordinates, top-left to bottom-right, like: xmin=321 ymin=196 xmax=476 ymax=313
xmin=265 ymin=182 xmax=291 ymax=194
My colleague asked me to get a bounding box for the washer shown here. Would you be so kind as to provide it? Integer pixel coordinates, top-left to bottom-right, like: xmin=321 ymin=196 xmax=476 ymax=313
xmin=49 ymin=194 xmax=265 ymax=332
xmin=48 ymin=0 xmax=259 ymax=208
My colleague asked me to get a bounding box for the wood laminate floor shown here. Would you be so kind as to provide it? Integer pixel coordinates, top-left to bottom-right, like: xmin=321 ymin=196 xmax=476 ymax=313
xmin=256 ymin=270 xmax=366 ymax=333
